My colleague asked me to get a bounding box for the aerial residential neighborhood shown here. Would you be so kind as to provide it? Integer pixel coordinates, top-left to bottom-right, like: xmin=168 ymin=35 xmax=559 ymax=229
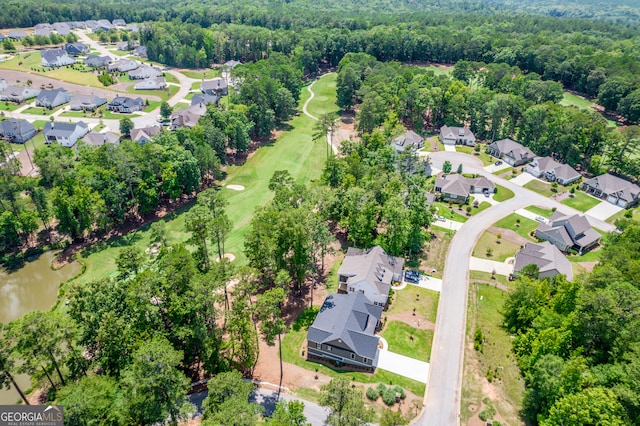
xmin=1 ymin=2 xmax=640 ymax=426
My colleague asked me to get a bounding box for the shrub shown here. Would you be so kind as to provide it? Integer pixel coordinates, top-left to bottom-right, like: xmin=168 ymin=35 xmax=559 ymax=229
xmin=376 ymin=382 xmax=387 ymax=396
xmin=366 ymin=386 xmax=379 ymax=401
xmin=474 ymin=328 xmax=484 ymax=352
xmin=393 ymin=385 xmax=406 ymax=399
xmin=382 ymin=387 xmax=397 ymax=406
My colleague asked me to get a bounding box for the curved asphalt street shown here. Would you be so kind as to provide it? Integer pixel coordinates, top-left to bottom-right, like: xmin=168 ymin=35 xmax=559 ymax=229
xmin=418 ymin=151 xmax=615 ymax=426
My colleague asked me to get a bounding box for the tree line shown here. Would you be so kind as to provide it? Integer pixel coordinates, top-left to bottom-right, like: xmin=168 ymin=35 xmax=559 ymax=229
xmin=502 ymin=221 xmax=640 ymax=425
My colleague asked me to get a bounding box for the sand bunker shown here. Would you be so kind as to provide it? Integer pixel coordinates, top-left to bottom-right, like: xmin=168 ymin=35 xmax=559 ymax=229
xmin=226 ymin=184 xmax=245 ymax=191
xmin=216 ymin=253 xmax=236 ymax=262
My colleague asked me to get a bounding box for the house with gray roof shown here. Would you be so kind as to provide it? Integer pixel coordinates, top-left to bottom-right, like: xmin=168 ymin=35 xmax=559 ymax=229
xmin=134 ymin=77 xmax=166 ymax=90
xmin=52 ymin=22 xmax=71 ymax=36
xmin=581 ymin=173 xmax=640 ymax=208
xmin=82 ymin=131 xmax=120 ymax=147
xmin=84 ymin=55 xmax=111 ymax=68
xmin=201 ymin=78 xmax=228 ymax=96
xmin=93 ymin=20 xmax=112 ymax=33
xmin=41 ymin=48 xmax=75 ymax=67
xmin=84 ymin=20 xmax=98 ymax=29
xmin=133 ymin=46 xmax=147 ymax=58
xmin=392 ymin=130 xmax=424 ymax=153
xmin=434 ymin=173 xmax=495 ymax=203
xmin=112 ymin=19 xmax=126 ymax=27
xmin=7 ymin=30 xmax=27 ymax=40
xmin=70 ymin=94 xmax=107 ymax=111
xmin=306 ymin=292 xmax=382 ymax=371
xmin=34 ymin=28 xmax=52 ymax=37
xmin=536 ymin=211 xmax=600 ymax=254
xmin=487 ymin=138 xmax=535 ymax=166
xmin=107 ymin=96 xmax=144 ymax=113
xmin=170 ymin=104 xmax=206 ymax=130
xmin=439 ymin=126 xmax=476 ymax=146
xmin=526 ymin=156 xmax=581 ymax=186
xmin=64 ymin=42 xmax=89 ymax=56
xmin=43 ymin=121 xmax=89 ymax=147
xmin=338 ymin=246 xmax=404 ymax=307
xmin=513 ymin=242 xmax=573 ymax=281
xmin=125 ymin=24 xmax=139 ymax=32
xmin=34 ymin=23 xmax=52 ymax=31
xmin=0 ymin=85 xmax=40 ymax=103
xmin=36 ymin=88 xmax=70 ymax=109
xmin=130 ymin=125 xmax=162 ymax=144
xmin=116 ymin=41 xmax=129 ymax=51
xmin=191 ymin=94 xmax=218 ymax=106
xmin=0 ymin=119 xmax=36 ymax=143
xmin=108 ymin=59 xmax=139 ymax=73
xmin=129 ymin=65 xmax=163 ymax=80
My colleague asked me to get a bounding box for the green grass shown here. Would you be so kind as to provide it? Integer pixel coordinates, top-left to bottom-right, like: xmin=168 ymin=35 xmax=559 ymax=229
xmin=125 ymin=84 xmax=177 ymax=101
xmin=560 ymin=92 xmax=593 ymax=109
xmin=433 ymin=202 xmax=468 ymax=223
xmin=190 ymin=81 xmax=202 ymax=91
xmin=423 ymin=65 xmax=453 ymax=76
xmin=305 ymin=73 xmax=339 ymax=119
xmin=560 ymin=191 xmax=601 ymax=212
xmin=70 ymin=72 xmax=337 ymax=284
xmin=455 ymin=145 xmax=494 ymax=166
xmin=387 ymin=286 xmax=439 ymax=323
xmin=525 ymin=205 xmax=554 ymax=218
xmin=380 ymin=321 xmax=433 ymax=362
xmin=469 ymin=271 xmax=511 ymax=288
xmin=469 ymin=201 xmax=492 ymax=216
xmin=0 ymin=102 xmax=21 ymax=112
xmin=493 ymin=184 xmax=515 ymax=202
xmin=281 ymin=313 xmax=425 ymax=396
xmin=523 ymin=179 xmax=556 ymax=198
xmin=180 ymin=69 xmax=220 ymax=80
xmin=493 ymin=213 xmax=538 ymax=241
xmin=22 ymin=106 xmax=64 ymax=116
xmin=461 ymin=283 xmax=525 ymax=425
xmin=164 ymin=73 xmax=179 ymax=85
xmin=567 ymin=247 xmax=603 ymax=263
xmin=473 ymin=230 xmax=521 ymax=261
xmin=607 ymin=207 xmax=640 ymax=224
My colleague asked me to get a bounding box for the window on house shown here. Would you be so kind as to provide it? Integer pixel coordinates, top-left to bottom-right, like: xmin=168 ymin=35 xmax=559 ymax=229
xmin=363 ymin=358 xmax=369 ymax=364
xmin=351 ymin=353 xmax=355 ymax=359
xmin=327 ymin=346 xmax=332 ymax=352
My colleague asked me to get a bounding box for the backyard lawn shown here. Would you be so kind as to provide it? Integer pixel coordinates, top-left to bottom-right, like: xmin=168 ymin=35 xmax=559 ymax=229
xmin=387 ymin=286 xmax=439 ymax=323
xmin=523 ymin=179 xmax=556 ymax=198
xmin=493 ymin=184 xmax=515 ymax=202
xmin=560 ymin=191 xmax=601 ymax=211
xmin=493 ymin=213 xmax=538 ymax=241
xmin=70 ymin=72 xmax=337 ymax=284
xmin=473 ymin=230 xmax=521 ymax=261
xmin=380 ymin=321 xmax=433 ymax=362
xmin=461 ymin=283 xmax=525 ymax=425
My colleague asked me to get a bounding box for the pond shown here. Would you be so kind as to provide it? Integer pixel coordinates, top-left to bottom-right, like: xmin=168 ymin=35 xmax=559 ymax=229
xmin=0 ymin=251 xmax=81 ymax=404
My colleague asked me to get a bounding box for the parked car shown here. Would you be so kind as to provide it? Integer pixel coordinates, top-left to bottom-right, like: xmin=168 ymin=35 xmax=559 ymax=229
xmin=535 ymin=216 xmax=547 ymax=223
xmin=494 ymin=160 xmax=503 ymax=166
xmin=436 ymin=215 xmax=446 ymax=222
xmin=404 ymin=270 xmax=420 ymax=284
xmin=483 ymin=189 xmax=490 ymax=197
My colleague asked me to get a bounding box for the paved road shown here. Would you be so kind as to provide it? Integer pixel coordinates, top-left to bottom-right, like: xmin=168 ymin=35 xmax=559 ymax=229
xmin=418 ymin=151 xmax=616 ymax=426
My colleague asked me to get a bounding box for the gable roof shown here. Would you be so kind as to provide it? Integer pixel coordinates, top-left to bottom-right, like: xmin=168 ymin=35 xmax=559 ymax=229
xmin=393 ymin=130 xmax=424 ymax=151
xmin=43 ymin=121 xmax=88 ymax=137
xmin=52 ymin=22 xmax=71 ymax=35
xmin=514 ymin=242 xmax=573 ymax=280
xmin=36 ymin=88 xmax=69 ymax=105
xmin=339 ymin=246 xmax=404 ymax=297
xmin=109 ymin=96 xmax=144 ymax=108
xmin=584 ymin=173 xmax=640 ymax=199
xmin=440 ymin=125 xmax=475 ymax=140
xmin=70 ymin=94 xmax=107 ymax=109
xmin=41 ymin=48 xmax=72 ymax=64
xmin=201 ymin=78 xmax=228 ymax=91
xmin=191 ymin=93 xmax=218 ymax=106
xmin=130 ymin=125 xmax=162 ymax=143
xmin=7 ymin=30 xmax=27 ymax=39
xmin=83 ymin=131 xmax=120 ymax=147
xmin=533 ymin=156 xmax=580 ymax=181
xmin=128 ymin=65 xmax=163 ymax=79
xmin=538 ymin=211 xmax=600 ymax=249
xmin=84 ymin=55 xmax=111 ymax=67
xmin=491 ymin=138 xmax=535 ymax=161
xmin=64 ymin=42 xmax=89 ymax=54
xmin=170 ymin=104 xmax=206 ymax=128
xmin=435 ymin=174 xmax=470 ymax=197
xmin=0 ymin=119 xmax=35 ymax=137
xmin=307 ymin=292 xmax=382 ymax=360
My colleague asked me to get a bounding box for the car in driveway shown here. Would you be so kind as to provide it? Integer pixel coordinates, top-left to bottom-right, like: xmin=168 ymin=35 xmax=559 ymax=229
xmin=434 ymin=215 xmax=446 ymax=222
xmin=535 ymin=216 xmax=547 ymax=223
xmin=404 ymin=270 xmax=420 ymax=284
xmin=494 ymin=160 xmax=503 ymax=166
xmin=483 ymin=189 xmax=490 ymax=197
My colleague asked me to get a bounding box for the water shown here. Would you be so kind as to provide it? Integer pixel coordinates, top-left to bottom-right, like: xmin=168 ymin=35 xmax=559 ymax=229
xmin=0 ymin=251 xmax=81 ymax=404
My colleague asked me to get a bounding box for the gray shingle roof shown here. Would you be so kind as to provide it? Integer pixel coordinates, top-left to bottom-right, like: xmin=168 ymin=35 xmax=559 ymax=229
xmin=43 ymin=121 xmax=87 ymax=138
xmin=584 ymin=174 xmax=640 ymax=198
xmin=0 ymin=119 xmax=35 ymax=137
xmin=307 ymin=292 xmax=382 ymax=360
xmin=492 ymin=138 xmax=535 ymax=161
xmin=339 ymin=246 xmax=404 ymax=297
xmin=514 ymin=242 xmax=573 ymax=280
xmin=36 ymin=88 xmax=69 ymax=105
xmin=201 ymin=78 xmax=228 ymax=91
xmin=70 ymin=94 xmax=107 ymax=110
xmin=538 ymin=212 xmax=600 ymax=250
xmin=191 ymin=93 xmax=218 ymax=106
xmin=440 ymin=125 xmax=475 ymax=140
xmin=393 ymin=130 xmax=424 ymax=151
xmin=83 ymin=131 xmax=120 ymax=147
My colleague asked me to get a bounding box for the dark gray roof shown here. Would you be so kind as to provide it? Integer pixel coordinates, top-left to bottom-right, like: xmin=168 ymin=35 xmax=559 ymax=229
xmin=41 ymin=48 xmax=70 ymax=64
xmin=201 ymin=78 xmax=228 ymax=91
xmin=7 ymin=30 xmax=27 ymax=39
xmin=109 ymin=96 xmax=144 ymax=108
xmin=133 ymin=46 xmax=147 ymax=57
xmin=393 ymin=130 xmax=424 ymax=151
xmin=339 ymin=246 xmax=404 ymax=297
xmin=584 ymin=173 xmax=640 ymax=199
xmin=491 ymin=138 xmax=535 ymax=161
xmin=514 ymin=242 xmax=573 ymax=280
xmin=112 ymin=19 xmax=126 ymax=26
xmin=307 ymin=292 xmax=382 ymax=360
xmin=64 ymin=42 xmax=89 ymax=55
xmin=538 ymin=212 xmax=600 ymax=250
xmin=0 ymin=119 xmax=35 ymax=137
xmin=70 ymin=94 xmax=107 ymax=109
xmin=36 ymin=88 xmax=68 ymax=105
xmin=84 ymin=55 xmax=111 ymax=67
xmin=52 ymin=22 xmax=71 ymax=35
xmin=191 ymin=93 xmax=218 ymax=106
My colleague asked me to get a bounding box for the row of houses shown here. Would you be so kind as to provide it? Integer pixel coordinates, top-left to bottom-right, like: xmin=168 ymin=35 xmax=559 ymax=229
xmin=307 ymin=246 xmax=404 ymax=371
xmin=168 ymin=77 xmax=230 ymax=130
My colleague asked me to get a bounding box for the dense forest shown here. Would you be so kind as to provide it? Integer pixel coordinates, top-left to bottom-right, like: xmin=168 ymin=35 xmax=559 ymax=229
xmin=502 ymin=220 xmax=640 ymax=425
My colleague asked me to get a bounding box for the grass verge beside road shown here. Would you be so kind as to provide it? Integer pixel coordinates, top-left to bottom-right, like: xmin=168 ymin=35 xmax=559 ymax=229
xmin=523 ymin=180 xmax=556 ymax=198
xmin=524 ymin=205 xmax=554 ymax=218
xmin=455 ymin=145 xmax=493 ymax=166
xmin=493 ymin=184 xmax=514 ymax=202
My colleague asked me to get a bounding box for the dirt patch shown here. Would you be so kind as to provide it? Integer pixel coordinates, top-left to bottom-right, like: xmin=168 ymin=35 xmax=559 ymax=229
xmin=488 ymin=226 xmax=530 ymax=246
xmin=576 ymin=261 xmax=597 ymax=273
xmin=425 ymin=135 xmax=441 ymax=152
xmin=421 ymin=229 xmax=453 ymax=277
xmin=385 ymin=311 xmax=435 ymax=331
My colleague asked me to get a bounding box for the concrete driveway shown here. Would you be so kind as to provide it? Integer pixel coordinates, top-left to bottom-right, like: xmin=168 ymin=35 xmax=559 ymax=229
xmin=509 ymin=172 xmax=538 ymax=186
xmin=432 ymin=218 xmax=464 ymax=232
xmin=584 ymin=201 xmax=623 ymax=222
xmin=443 ymin=144 xmax=456 ymax=152
xmin=469 ymin=256 xmax=514 ymax=276
xmin=515 ymin=208 xmax=549 ymax=222
xmin=377 ymin=350 xmax=430 ymax=384
xmin=483 ymin=163 xmax=511 ymax=174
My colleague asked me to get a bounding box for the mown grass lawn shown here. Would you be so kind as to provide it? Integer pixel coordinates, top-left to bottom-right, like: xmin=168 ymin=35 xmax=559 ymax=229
xmin=281 ymin=311 xmax=426 ymax=396
xmin=380 ymin=321 xmax=433 ymax=362
xmin=560 ymin=191 xmax=601 ymax=211
xmin=567 ymin=246 xmax=603 ymax=263
xmin=524 ymin=205 xmax=554 ymax=218
xmin=494 ymin=213 xmax=538 ymax=241
xmin=469 ymin=201 xmax=492 ymax=216
xmin=0 ymin=53 xmax=107 ymax=88
xmin=560 ymin=92 xmax=593 ymax=109
xmin=124 ymin=85 xmax=177 ymax=101
xmin=523 ymin=179 xmax=556 ymax=198
xmin=494 ymin=184 xmax=515 ymax=202
xmin=607 ymin=207 xmax=640 ymax=224
xmin=22 ymin=106 xmax=64 ymax=116
xmin=455 ymin=145 xmax=494 ymax=166
xmin=473 ymin=230 xmax=521 ymax=261
xmin=461 ymin=283 xmax=525 ymax=425
xmin=0 ymin=102 xmax=21 ymax=112
xmin=469 ymin=271 xmax=511 ymax=289
xmin=388 ymin=286 xmax=439 ymax=323
xmin=181 ymin=69 xmax=220 ymax=80
xmin=433 ymin=202 xmax=468 ymax=223
xmin=305 ymin=73 xmax=339 ymax=119
xmin=423 ymin=65 xmax=453 ymax=76
xmin=71 ymin=72 xmax=336 ymax=284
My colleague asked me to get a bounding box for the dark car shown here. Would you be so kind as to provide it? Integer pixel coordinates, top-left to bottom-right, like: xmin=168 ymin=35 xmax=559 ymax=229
xmin=404 ymin=270 xmax=420 ymax=284
xmin=494 ymin=160 xmax=503 ymax=166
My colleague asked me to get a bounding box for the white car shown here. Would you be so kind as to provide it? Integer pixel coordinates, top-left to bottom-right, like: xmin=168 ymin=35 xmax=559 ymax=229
xmin=535 ymin=216 xmax=547 ymax=223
